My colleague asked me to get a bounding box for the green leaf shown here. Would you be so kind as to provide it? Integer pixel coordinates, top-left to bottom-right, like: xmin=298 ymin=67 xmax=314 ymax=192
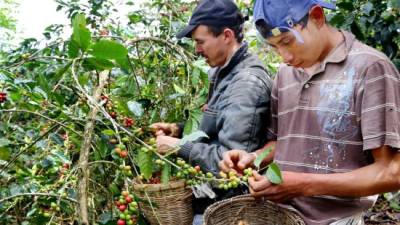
xmin=10 ymin=183 xmax=23 ymax=195
xmin=51 ymin=93 xmax=65 ymax=106
xmin=183 ymin=109 xmax=202 ymax=135
xmin=183 ymin=119 xmax=193 ymax=136
xmin=138 ymin=150 xmax=153 ymax=180
xmin=71 ymin=13 xmax=91 ymax=51
xmin=78 ymin=73 xmax=89 ymax=86
xmin=52 ymin=151 xmax=69 ymax=164
xmin=98 ymin=212 xmax=113 ymax=225
xmin=265 ymin=162 xmax=282 ymax=184
xmin=179 ymin=130 xmax=208 ymax=145
xmin=37 ymin=73 xmax=50 ymax=94
xmin=361 ymin=2 xmax=373 ymax=15
xmin=173 ymin=83 xmax=186 ymax=94
xmin=72 ymin=13 xmax=87 ymax=28
xmin=91 ymin=40 xmax=128 ymax=60
xmin=0 ymin=147 xmax=10 ymax=160
xmin=389 ymin=0 xmax=400 ymax=8
xmin=53 ymin=62 xmax=72 ymax=82
xmin=83 ymin=57 xmax=114 ymax=71
xmin=128 ymin=12 xmax=142 ymax=24
xmin=328 ymin=14 xmax=345 ymax=27
xmin=254 ymin=146 xmax=273 ymax=169
xmin=68 ymin=40 xmax=80 ymax=58
xmin=49 ymin=133 xmax=64 ymax=145
xmin=337 ymin=1 xmax=354 ymax=10
xmin=102 ymin=129 xmax=115 ymax=136
xmin=161 ymin=163 xmax=171 ymax=184
xmin=109 ymin=183 xmax=119 ymax=194
xmin=191 ymin=67 xmax=200 ymax=85
xmin=26 ymin=207 xmax=38 ymax=218
xmin=115 ymin=56 xmax=131 ymax=72
xmin=72 ymin=27 xmax=91 ymax=51
xmin=127 ymin=101 xmax=144 ymax=117
xmin=0 ymin=138 xmax=11 ymax=147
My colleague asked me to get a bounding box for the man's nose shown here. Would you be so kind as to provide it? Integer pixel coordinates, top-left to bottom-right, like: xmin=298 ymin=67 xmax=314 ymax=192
xmin=278 ymin=48 xmax=294 ymax=65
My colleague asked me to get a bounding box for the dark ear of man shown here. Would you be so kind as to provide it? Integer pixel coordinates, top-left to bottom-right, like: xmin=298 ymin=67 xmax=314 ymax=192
xmin=222 ymin=28 xmax=237 ymax=42
xmin=309 ymin=5 xmax=326 ymax=28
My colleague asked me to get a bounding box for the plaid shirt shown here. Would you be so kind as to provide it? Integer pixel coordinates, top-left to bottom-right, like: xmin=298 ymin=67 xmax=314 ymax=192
xmin=268 ymin=31 xmax=400 ymax=225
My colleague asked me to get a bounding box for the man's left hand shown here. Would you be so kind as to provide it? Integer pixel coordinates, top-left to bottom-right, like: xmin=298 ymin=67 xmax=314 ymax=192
xmin=156 ymin=135 xmax=180 ymax=154
xmin=249 ymin=171 xmax=305 ymax=203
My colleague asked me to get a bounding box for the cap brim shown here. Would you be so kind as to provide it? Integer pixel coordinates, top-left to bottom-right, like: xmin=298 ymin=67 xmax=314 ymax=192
xmin=176 ymin=24 xmax=197 ymax=39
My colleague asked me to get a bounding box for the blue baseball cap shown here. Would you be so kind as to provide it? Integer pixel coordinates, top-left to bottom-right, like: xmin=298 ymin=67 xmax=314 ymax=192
xmin=253 ymin=0 xmax=336 ymax=41
xmin=176 ymin=0 xmax=245 ymax=39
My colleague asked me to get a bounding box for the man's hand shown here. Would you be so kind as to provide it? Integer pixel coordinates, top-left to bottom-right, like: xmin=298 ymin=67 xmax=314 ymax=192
xmin=150 ymin=122 xmax=180 ymax=137
xmin=249 ymin=171 xmax=305 ymax=203
xmin=156 ymin=135 xmax=180 ymax=154
xmin=219 ymin=150 xmax=256 ymax=174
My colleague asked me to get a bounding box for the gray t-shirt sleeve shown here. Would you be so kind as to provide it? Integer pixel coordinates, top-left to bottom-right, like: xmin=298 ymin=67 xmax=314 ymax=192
xmin=358 ymin=60 xmax=400 ymax=151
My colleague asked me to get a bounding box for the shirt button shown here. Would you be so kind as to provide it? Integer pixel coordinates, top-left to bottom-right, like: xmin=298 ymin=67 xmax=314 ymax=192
xmin=304 ymin=83 xmax=310 ymax=89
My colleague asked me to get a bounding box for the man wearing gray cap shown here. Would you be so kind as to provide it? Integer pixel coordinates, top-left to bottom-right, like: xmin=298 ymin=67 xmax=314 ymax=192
xmin=151 ymin=0 xmax=273 ymax=224
xmin=220 ymin=0 xmax=400 ymax=224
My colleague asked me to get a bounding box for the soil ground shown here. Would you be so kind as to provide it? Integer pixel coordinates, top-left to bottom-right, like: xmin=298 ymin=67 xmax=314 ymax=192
xmin=365 ymin=195 xmax=400 ymax=225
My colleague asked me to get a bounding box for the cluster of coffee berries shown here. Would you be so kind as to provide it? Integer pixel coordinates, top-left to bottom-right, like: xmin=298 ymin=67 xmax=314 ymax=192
xmin=175 ymin=158 xmax=214 ymax=186
xmin=174 ymin=158 xmax=255 ymax=190
xmin=119 ymin=164 xmax=133 ymax=177
xmin=114 ymin=144 xmax=128 ymax=158
xmin=217 ymin=168 xmax=255 ymax=190
xmin=115 ymin=191 xmax=139 ymax=225
xmin=217 ymin=171 xmax=242 ymax=190
xmin=37 ymin=201 xmax=60 ymax=218
xmin=102 ymin=94 xmax=135 ymax=129
xmin=0 ymin=92 xmax=7 ymax=103
xmin=124 ymin=118 xmax=135 ymax=127
xmin=50 ymin=202 xmax=61 ymax=213
xmin=241 ymin=168 xmax=254 ymax=182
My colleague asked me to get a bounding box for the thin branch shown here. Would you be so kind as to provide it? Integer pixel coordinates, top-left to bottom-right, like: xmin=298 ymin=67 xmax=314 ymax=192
xmin=0 ymin=109 xmax=80 ymax=136
xmin=76 ymin=70 xmax=108 ymax=225
xmin=0 ymin=193 xmax=78 ymax=204
xmin=126 ymin=54 xmax=142 ymax=94
xmin=87 ymin=160 xmax=118 ymax=167
xmin=5 ymin=41 xmax=65 ymax=69
xmin=129 ymin=37 xmax=194 ymax=63
xmin=134 ymin=42 xmax=147 ymax=79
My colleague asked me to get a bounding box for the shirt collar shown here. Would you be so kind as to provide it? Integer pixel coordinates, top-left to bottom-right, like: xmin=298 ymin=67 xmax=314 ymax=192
xmin=303 ymin=30 xmax=356 ymax=77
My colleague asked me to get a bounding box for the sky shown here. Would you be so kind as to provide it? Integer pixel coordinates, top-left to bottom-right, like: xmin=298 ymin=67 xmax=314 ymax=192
xmin=12 ymin=0 xmax=138 ymax=44
xmin=16 ymin=0 xmax=69 ymax=40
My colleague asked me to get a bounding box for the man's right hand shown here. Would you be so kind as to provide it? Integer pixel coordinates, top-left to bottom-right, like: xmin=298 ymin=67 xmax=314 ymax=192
xmin=150 ymin=122 xmax=180 ymax=137
xmin=219 ymin=150 xmax=256 ymax=174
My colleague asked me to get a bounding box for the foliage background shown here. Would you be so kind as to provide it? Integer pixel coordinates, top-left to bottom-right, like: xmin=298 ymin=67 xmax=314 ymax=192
xmin=0 ymin=0 xmax=399 ymax=224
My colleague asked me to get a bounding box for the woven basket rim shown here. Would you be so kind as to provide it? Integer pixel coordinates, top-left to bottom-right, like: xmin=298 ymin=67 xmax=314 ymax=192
xmin=204 ymin=194 xmax=306 ymax=225
xmin=133 ymin=179 xmax=187 ymax=192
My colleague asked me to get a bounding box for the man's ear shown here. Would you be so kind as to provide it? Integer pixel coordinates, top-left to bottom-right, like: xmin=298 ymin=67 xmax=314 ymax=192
xmin=308 ymin=5 xmax=326 ymax=28
xmin=223 ymin=28 xmax=235 ymax=43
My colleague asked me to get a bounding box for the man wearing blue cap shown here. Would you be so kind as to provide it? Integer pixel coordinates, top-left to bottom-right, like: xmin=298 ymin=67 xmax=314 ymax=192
xmin=220 ymin=0 xmax=400 ymax=224
xmin=150 ymin=0 xmax=273 ymax=224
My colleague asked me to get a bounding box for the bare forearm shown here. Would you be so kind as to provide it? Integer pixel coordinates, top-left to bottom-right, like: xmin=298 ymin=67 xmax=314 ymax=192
xmin=303 ymin=147 xmax=400 ymax=197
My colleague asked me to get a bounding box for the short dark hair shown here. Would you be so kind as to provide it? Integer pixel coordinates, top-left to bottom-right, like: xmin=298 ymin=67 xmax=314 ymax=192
xmin=207 ymin=24 xmax=245 ymax=43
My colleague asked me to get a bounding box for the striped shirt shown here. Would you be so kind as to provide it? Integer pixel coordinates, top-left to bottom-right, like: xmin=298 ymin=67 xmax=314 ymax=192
xmin=268 ymin=31 xmax=400 ymax=225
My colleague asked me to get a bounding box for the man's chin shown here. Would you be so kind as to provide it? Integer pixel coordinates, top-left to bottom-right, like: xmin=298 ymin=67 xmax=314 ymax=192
xmin=206 ymin=60 xmax=215 ymax=67
xmin=288 ymin=62 xmax=304 ymax=68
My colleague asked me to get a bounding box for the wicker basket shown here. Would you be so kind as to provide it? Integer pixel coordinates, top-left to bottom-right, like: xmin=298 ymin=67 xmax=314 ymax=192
xmin=203 ymin=194 xmax=305 ymax=225
xmin=132 ymin=179 xmax=193 ymax=225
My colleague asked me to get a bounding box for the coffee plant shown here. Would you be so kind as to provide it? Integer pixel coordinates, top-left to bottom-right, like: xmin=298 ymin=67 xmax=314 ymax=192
xmin=0 ymin=0 xmax=398 ymax=224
